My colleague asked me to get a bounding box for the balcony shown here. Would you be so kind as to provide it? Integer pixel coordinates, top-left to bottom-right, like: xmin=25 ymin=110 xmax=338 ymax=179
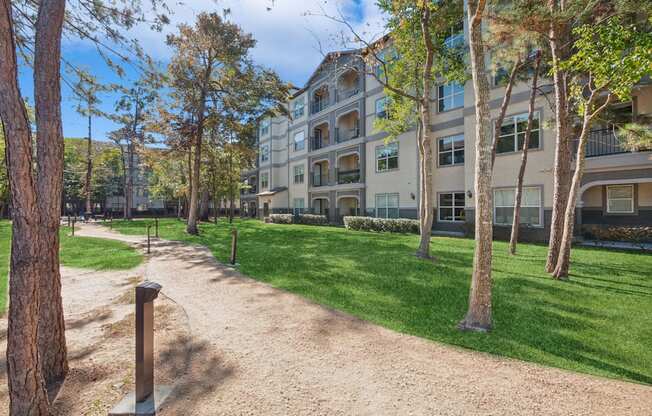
xmin=337 ymin=169 xmax=360 ymax=184
xmin=312 ymin=136 xmax=330 ymax=151
xmin=336 ymin=86 xmax=360 ymax=102
xmin=313 ymin=173 xmax=330 ymax=187
xmin=336 ymin=126 xmax=360 ymax=143
xmin=586 ymin=128 xmax=628 ymax=158
xmin=311 ymin=99 xmax=328 ymax=114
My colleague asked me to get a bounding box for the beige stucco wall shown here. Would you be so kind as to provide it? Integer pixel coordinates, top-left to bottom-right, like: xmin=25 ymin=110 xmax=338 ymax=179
xmin=639 ymin=182 xmax=652 ymax=207
xmin=582 ymin=186 xmax=602 ymax=207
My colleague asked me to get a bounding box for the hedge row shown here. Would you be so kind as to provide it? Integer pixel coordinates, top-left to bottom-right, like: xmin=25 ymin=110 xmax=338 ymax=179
xmin=268 ymin=213 xmax=329 ymax=226
xmin=582 ymin=225 xmax=652 ymax=243
xmin=343 ymin=216 xmax=420 ymax=234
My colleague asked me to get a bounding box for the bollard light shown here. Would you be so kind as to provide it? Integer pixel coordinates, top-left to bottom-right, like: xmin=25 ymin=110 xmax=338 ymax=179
xmin=109 ymin=281 xmax=171 ymax=415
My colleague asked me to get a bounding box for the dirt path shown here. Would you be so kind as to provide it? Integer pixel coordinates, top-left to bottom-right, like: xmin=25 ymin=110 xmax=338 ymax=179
xmin=0 ymin=240 xmax=190 ymax=416
xmin=69 ymin=223 xmax=652 ymax=415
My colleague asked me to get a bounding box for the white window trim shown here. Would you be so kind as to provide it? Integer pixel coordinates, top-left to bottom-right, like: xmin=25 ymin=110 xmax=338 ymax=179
xmin=606 ymin=184 xmax=635 ymax=214
xmin=375 ymin=96 xmax=388 ymax=119
xmin=438 ymin=192 xmax=465 ymax=223
xmin=375 ymin=142 xmax=399 ymax=173
xmin=495 ymin=111 xmax=542 ymax=154
xmin=261 ymin=145 xmax=270 ymax=162
xmin=493 ymin=186 xmax=543 ymax=227
xmin=293 ymin=165 xmax=305 ymax=184
xmin=293 ymin=131 xmax=305 ymax=151
xmin=438 ymin=82 xmax=464 ymax=112
xmin=437 ymin=134 xmax=465 ymax=167
xmin=375 ymin=192 xmax=400 ymax=219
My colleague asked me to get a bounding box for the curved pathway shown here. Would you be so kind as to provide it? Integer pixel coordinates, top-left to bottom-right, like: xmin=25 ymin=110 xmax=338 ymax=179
xmin=76 ymin=223 xmax=652 ymax=416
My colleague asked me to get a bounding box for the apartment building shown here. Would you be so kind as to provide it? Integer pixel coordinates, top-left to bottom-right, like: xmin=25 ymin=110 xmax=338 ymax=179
xmin=241 ymin=38 xmax=652 ymax=241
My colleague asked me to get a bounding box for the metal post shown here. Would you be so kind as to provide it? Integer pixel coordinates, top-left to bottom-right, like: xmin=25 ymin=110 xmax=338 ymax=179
xmin=72 ymin=218 xmax=75 ymax=236
xmin=110 ymin=215 xmax=113 ymax=230
xmin=67 ymin=215 xmax=71 ymax=227
xmin=230 ymin=228 xmax=238 ymax=265
xmin=147 ymin=225 xmax=151 ymax=254
xmin=108 ymin=281 xmax=171 ymax=415
xmin=135 ymin=281 xmax=161 ymax=402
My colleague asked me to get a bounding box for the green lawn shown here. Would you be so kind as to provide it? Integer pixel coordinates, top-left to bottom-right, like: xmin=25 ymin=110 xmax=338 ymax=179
xmin=0 ymin=221 xmax=143 ymax=313
xmin=107 ymin=218 xmax=652 ymax=384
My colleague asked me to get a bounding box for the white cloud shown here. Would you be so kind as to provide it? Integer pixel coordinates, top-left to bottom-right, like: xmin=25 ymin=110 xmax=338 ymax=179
xmin=123 ymin=0 xmax=387 ymax=86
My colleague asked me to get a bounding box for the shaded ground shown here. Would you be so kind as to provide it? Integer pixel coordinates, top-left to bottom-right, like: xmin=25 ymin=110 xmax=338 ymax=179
xmin=0 ymin=260 xmax=190 ymax=415
xmin=69 ymin=222 xmax=652 ymax=416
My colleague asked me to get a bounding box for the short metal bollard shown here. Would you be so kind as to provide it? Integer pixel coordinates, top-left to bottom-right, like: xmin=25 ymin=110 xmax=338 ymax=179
xmin=230 ymin=228 xmax=238 ymax=265
xmin=71 ymin=218 xmax=76 ymax=236
xmin=67 ymin=215 xmax=71 ymax=227
xmin=109 ymin=281 xmax=171 ymax=415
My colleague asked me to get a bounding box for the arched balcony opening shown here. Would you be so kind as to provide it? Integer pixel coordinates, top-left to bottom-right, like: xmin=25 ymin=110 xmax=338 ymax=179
xmin=311 ymin=122 xmax=330 ymax=150
xmin=311 ymin=85 xmax=330 ymax=114
xmin=336 ymin=153 xmax=360 ymax=184
xmin=337 ymin=196 xmax=360 ymax=222
xmin=312 ymin=197 xmax=330 ymax=217
xmin=336 ymin=68 xmax=361 ymax=101
xmin=335 ymin=110 xmax=360 ymax=143
xmin=312 ymin=160 xmax=330 ymax=187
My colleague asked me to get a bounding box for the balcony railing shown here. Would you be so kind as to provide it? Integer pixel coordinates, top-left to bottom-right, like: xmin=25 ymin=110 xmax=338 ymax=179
xmin=240 ymin=186 xmax=257 ymax=195
xmin=311 ymin=136 xmax=330 ymax=151
xmin=335 ymin=126 xmax=360 ymax=143
xmin=311 ymin=99 xmax=329 ymax=114
xmin=312 ymin=172 xmax=329 ymax=187
xmin=585 ymin=128 xmax=628 ymax=158
xmin=337 ymin=169 xmax=360 ymax=184
xmin=336 ymin=86 xmax=360 ymax=102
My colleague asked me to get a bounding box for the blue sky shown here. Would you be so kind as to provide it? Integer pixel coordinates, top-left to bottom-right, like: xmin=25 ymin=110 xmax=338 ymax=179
xmin=17 ymin=0 xmax=385 ymax=142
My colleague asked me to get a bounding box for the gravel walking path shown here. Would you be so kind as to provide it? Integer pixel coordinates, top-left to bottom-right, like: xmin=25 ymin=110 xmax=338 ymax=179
xmin=74 ymin=223 xmax=652 ymax=416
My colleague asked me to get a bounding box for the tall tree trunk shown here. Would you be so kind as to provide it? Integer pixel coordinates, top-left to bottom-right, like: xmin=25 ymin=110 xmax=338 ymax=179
xmin=34 ymin=0 xmax=68 ymax=390
xmin=491 ymin=59 xmax=521 ymax=167
xmin=119 ymin=144 xmax=128 ymax=219
xmin=509 ymin=52 xmax=541 ymax=255
xmin=545 ymin=0 xmax=572 ymax=272
xmin=415 ymin=7 xmax=435 ymax=260
xmin=229 ymin=195 xmax=234 ymax=224
xmin=126 ymin=140 xmax=134 ymax=219
xmin=84 ymin=112 xmax=92 ymax=214
xmin=0 ymin=0 xmax=50 ymax=412
xmin=459 ymin=0 xmax=493 ymax=332
xmin=213 ymin=195 xmax=219 ymax=223
xmin=552 ymin=94 xmax=611 ymax=279
xmin=199 ymin=187 xmax=209 ymax=220
xmin=187 ymin=135 xmax=202 ymax=234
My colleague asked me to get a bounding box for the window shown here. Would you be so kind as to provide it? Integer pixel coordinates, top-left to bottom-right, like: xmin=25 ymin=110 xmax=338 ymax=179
xmin=375 ymin=96 xmax=388 ymax=119
xmin=494 ymin=187 xmax=542 ymax=226
xmin=438 ymin=134 xmax=464 ymax=166
xmin=376 ymin=142 xmax=399 ymax=172
xmin=261 ymin=173 xmax=269 ymax=189
xmin=261 ymin=145 xmax=270 ymax=162
xmin=293 ymin=131 xmax=305 ymax=151
xmin=444 ymin=21 xmax=464 ymax=49
xmin=374 ymin=48 xmax=398 ymax=80
xmin=293 ymin=198 xmax=305 ymax=215
xmin=606 ymin=185 xmax=634 ymax=214
xmin=438 ymin=82 xmax=464 ymax=112
xmin=260 ymin=118 xmax=271 ymax=136
xmin=439 ymin=192 xmax=465 ymax=222
xmin=375 ymin=193 xmax=399 ymax=218
xmin=292 ymin=98 xmax=305 ymax=119
xmin=293 ymin=165 xmax=304 ymax=184
xmin=497 ymin=112 xmax=540 ymax=154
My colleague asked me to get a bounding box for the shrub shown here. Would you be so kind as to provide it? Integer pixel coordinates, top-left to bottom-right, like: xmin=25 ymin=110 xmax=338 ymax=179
xmin=582 ymin=225 xmax=652 ymax=244
xmin=268 ymin=214 xmax=293 ymax=224
xmin=343 ymin=216 xmax=420 ymax=234
xmin=268 ymin=213 xmax=328 ymax=226
xmin=295 ymin=214 xmax=328 ymax=225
